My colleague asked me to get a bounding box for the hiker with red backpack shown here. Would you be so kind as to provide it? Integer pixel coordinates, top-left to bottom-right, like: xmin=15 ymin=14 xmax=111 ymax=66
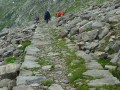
xmin=56 ymin=11 xmax=61 ymax=17
xmin=56 ymin=11 xmax=65 ymax=17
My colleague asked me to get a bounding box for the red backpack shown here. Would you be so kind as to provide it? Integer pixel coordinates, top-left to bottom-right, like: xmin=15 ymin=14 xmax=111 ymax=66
xmin=56 ymin=12 xmax=61 ymax=17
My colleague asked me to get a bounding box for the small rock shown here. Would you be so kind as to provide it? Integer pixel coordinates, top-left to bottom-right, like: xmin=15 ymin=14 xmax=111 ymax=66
xmin=42 ymin=65 xmax=53 ymax=71
xmin=105 ymin=65 xmax=116 ymax=70
xmin=13 ymin=85 xmax=34 ymax=90
xmin=48 ymin=84 xmax=64 ymax=90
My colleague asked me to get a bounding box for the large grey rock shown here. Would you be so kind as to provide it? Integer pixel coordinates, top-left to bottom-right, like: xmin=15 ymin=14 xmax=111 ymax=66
xmin=48 ymin=84 xmax=64 ymax=90
xmin=92 ymin=21 xmax=103 ymax=29
xmin=19 ymin=70 xmax=33 ymax=76
xmin=16 ymin=76 xmax=46 ymax=85
xmin=13 ymin=85 xmax=34 ymax=90
xmin=0 ymin=49 xmax=5 ymax=55
xmin=79 ymin=21 xmax=93 ymax=33
xmin=25 ymin=46 xmax=40 ymax=56
xmin=85 ymin=60 xmax=103 ymax=70
xmin=77 ymin=32 xmax=89 ymax=42
xmin=87 ymin=30 xmax=99 ymax=41
xmin=111 ymin=50 xmax=120 ymax=64
xmin=76 ymin=51 xmax=93 ymax=61
xmin=70 ymin=27 xmax=79 ymax=35
xmin=24 ymin=55 xmax=38 ymax=61
xmin=78 ymin=30 xmax=99 ymax=42
xmin=112 ymin=41 xmax=120 ymax=52
xmin=0 ymin=79 xmax=11 ymax=88
xmin=0 ymin=31 xmax=8 ymax=38
xmin=13 ymin=50 xmax=22 ymax=57
xmin=84 ymin=42 xmax=99 ymax=50
xmin=99 ymin=26 xmax=109 ymax=39
xmin=59 ymin=30 xmax=68 ymax=38
xmin=83 ymin=70 xmax=113 ymax=78
xmin=76 ymin=20 xmax=88 ymax=27
xmin=109 ymin=15 xmax=120 ymax=23
xmin=0 ymin=64 xmax=20 ymax=75
xmin=20 ymin=60 xmax=40 ymax=69
xmin=88 ymin=77 xmax=120 ymax=86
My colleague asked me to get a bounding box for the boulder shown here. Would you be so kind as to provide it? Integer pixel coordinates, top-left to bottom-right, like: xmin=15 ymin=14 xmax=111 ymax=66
xmin=109 ymin=15 xmax=120 ymax=23
xmin=77 ymin=30 xmax=99 ymax=42
xmin=112 ymin=41 xmax=120 ymax=52
xmin=0 ymin=49 xmax=5 ymax=56
xmin=84 ymin=42 xmax=99 ymax=50
xmin=0 ymin=64 xmax=20 ymax=75
xmin=92 ymin=21 xmax=104 ymax=29
xmin=111 ymin=50 xmax=120 ymax=64
xmin=70 ymin=27 xmax=79 ymax=35
xmin=59 ymin=30 xmax=70 ymax=38
xmin=79 ymin=21 xmax=93 ymax=33
xmin=99 ymin=26 xmax=109 ymax=39
xmin=76 ymin=20 xmax=88 ymax=27
xmin=0 ymin=31 xmax=8 ymax=38
xmin=16 ymin=76 xmax=46 ymax=85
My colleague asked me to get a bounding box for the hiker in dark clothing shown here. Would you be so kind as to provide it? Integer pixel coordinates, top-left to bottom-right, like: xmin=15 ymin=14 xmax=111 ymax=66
xmin=44 ymin=11 xmax=51 ymax=23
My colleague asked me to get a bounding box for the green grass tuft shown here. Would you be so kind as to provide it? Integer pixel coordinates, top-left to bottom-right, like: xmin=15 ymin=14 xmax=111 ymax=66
xmin=6 ymin=56 xmax=16 ymax=63
xmin=97 ymin=58 xmax=115 ymax=68
xmin=41 ymin=79 xmax=53 ymax=86
xmin=20 ymin=40 xmax=31 ymax=50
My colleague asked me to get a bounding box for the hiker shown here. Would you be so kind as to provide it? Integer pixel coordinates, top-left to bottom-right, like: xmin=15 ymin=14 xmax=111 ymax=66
xmin=61 ymin=11 xmax=65 ymax=16
xmin=35 ymin=16 xmax=39 ymax=24
xmin=56 ymin=11 xmax=61 ymax=17
xmin=44 ymin=11 xmax=51 ymax=23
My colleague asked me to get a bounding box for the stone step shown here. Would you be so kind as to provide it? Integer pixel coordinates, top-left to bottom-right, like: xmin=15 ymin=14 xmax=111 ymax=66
xmin=83 ymin=70 xmax=120 ymax=86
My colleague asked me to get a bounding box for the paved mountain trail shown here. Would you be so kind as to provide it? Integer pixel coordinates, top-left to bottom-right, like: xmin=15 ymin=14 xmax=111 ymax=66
xmin=14 ymin=22 xmax=120 ymax=90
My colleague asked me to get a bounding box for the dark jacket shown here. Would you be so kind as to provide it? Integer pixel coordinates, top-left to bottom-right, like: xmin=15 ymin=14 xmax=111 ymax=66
xmin=44 ymin=11 xmax=51 ymax=20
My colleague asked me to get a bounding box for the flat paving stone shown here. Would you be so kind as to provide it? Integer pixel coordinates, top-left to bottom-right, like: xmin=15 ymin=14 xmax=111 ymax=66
xmin=83 ymin=70 xmax=113 ymax=78
xmin=17 ymin=76 xmax=46 ymax=85
xmin=88 ymin=77 xmax=120 ymax=86
xmin=25 ymin=45 xmax=40 ymax=52
xmin=21 ymin=60 xmax=40 ymax=69
xmin=19 ymin=70 xmax=33 ymax=76
xmin=85 ymin=60 xmax=103 ymax=70
xmin=48 ymin=84 xmax=64 ymax=90
xmin=13 ymin=85 xmax=34 ymax=90
xmin=24 ymin=55 xmax=38 ymax=61
xmin=76 ymin=51 xmax=93 ymax=61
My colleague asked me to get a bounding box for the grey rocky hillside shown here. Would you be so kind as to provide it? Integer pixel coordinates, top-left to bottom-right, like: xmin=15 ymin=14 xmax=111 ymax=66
xmin=57 ymin=0 xmax=120 ymax=70
xmin=0 ymin=0 xmax=74 ymax=30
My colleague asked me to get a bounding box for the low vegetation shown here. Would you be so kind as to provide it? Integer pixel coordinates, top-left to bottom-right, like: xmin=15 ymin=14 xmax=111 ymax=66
xmin=20 ymin=40 xmax=31 ymax=50
xmin=37 ymin=56 xmax=52 ymax=66
xmin=41 ymin=79 xmax=53 ymax=86
xmin=97 ymin=57 xmax=115 ymax=68
xmin=6 ymin=56 xmax=16 ymax=63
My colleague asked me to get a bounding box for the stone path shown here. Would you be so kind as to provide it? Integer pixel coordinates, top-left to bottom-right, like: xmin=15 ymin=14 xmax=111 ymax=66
xmin=14 ymin=23 xmax=120 ymax=90
xmin=76 ymin=51 xmax=120 ymax=87
xmin=14 ymin=24 xmax=73 ymax=90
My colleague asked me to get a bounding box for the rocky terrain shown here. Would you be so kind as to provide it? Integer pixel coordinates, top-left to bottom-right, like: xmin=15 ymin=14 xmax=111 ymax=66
xmin=0 ymin=0 xmax=120 ymax=90
xmin=57 ymin=0 xmax=120 ymax=70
